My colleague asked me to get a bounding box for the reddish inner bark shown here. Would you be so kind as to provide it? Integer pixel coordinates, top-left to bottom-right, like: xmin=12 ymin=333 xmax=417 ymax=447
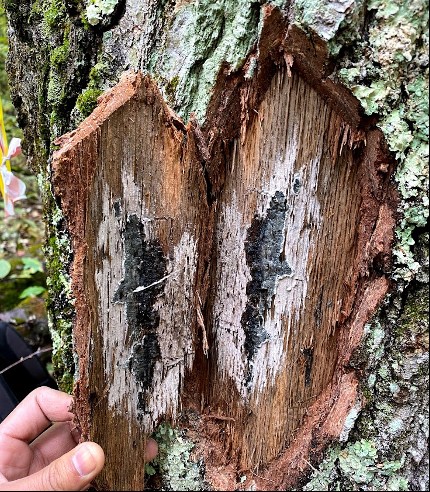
xmin=52 ymin=7 xmax=397 ymax=491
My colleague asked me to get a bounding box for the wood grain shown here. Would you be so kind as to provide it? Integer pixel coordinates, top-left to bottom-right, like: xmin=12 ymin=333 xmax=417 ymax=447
xmin=53 ymin=73 xmax=209 ymax=490
xmin=205 ymin=68 xmax=363 ymax=468
xmin=52 ymin=17 xmax=396 ymax=488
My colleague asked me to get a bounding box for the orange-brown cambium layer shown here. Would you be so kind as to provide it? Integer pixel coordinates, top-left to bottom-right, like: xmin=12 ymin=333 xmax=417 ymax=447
xmin=52 ymin=6 xmax=397 ymax=491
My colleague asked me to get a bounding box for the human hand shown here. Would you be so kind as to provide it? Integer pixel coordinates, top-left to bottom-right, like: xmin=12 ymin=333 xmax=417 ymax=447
xmin=0 ymin=387 xmax=103 ymax=491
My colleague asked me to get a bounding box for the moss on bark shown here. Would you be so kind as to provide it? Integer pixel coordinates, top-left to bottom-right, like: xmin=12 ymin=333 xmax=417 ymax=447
xmin=4 ymin=0 xmax=101 ymax=390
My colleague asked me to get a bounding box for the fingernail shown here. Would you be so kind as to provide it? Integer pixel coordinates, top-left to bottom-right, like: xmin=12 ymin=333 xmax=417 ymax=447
xmin=72 ymin=444 xmax=97 ymax=476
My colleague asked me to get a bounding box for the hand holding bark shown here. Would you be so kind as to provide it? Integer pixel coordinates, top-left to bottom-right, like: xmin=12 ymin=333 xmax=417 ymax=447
xmin=0 ymin=387 xmax=105 ymax=491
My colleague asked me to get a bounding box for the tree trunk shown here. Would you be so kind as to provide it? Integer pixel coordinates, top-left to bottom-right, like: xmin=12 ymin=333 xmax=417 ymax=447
xmin=5 ymin=1 xmax=428 ymax=491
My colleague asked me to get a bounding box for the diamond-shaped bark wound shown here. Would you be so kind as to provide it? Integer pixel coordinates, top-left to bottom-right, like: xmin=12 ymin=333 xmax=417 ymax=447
xmin=52 ymin=11 xmax=397 ymax=490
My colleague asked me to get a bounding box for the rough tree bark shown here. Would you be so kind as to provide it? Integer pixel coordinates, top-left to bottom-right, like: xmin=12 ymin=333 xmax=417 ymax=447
xmin=4 ymin=1 xmax=428 ymax=491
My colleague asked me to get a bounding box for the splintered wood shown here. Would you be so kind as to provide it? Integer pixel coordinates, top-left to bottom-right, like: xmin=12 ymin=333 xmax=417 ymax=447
xmin=53 ymin=74 xmax=208 ymax=490
xmin=52 ymin=32 xmax=396 ymax=491
xmin=208 ymin=69 xmax=362 ymax=467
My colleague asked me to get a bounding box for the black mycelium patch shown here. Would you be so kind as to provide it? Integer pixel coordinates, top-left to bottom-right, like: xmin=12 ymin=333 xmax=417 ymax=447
xmin=293 ymin=175 xmax=302 ymax=194
xmin=241 ymin=191 xmax=292 ymax=384
xmin=114 ymin=214 xmax=167 ymax=397
xmin=113 ymin=199 xmax=122 ymax=218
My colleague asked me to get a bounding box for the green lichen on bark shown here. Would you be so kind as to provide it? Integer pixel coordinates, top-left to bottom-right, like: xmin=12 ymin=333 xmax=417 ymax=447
xmin=75 ymin=87 xmax=102 ymax=117
xmin=84 ymin=0 xmax=120 ymax=26
xmin=4 ymin=0 xmax=101 ymax=391
xmin=73 ymin=61 xmax=107 ymax=121
xmin=291 ymin=0 xmax=428 ymax=489
xmin=150 ymin=0 xmax=261 ymax=120
xmin=301 ymin=439 xmax=408 ymax=491
xmin=36 ymin=168 xmax=75 ymax=392
xmin=146 ymin=423 xmax=207 ymax=491
xmin=294 ymin=0 xmax=358 ymax=42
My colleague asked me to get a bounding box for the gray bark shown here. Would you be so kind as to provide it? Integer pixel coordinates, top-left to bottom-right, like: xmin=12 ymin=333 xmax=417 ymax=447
xmin=4 ymin=0 xmax=428 ymax=490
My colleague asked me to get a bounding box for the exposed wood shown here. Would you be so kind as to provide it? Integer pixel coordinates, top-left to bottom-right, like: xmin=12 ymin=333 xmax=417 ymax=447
xmin=205 ymin=67 xmax=365 ymax=468
xmin=52 ymin=9 xmax=397 ymax=490
xmin=53 ymin=73 xmax=210 ymax=490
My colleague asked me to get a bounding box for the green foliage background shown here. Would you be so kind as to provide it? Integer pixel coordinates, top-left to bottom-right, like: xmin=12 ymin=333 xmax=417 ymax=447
xmin=0 ymin=5 xmax=46 ymax=312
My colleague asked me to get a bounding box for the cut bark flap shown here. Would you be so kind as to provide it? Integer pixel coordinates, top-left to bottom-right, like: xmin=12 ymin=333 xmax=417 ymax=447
xmin=53 ymin=72 xmax=207 ymax=490
xmin=52 ymin=12 xmax=397 ymax=492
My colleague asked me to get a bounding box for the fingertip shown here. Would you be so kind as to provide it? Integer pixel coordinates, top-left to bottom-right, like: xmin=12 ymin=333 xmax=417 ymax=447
xmin=86 ymin=442 xmax=105 ymax=468
xmin=3 ymin=442 xmax=105 ymax=491
xmin=71 ymin=442 xmax=105 ymax=478
xmin=145 ymin=438 xmax=158 ymax=462
xmin=34 ymin=386 xmax=74 ymax=420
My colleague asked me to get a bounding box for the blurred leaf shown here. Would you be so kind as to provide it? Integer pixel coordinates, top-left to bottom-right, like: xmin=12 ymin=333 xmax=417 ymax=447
xmin=45 ymin=362 xmax=54 ymax=376
xmin=22 ymin=257 xmax=44 ymax=273
xmin=0 ymin=258 xmax=11 ymax=278
xmin=19 ymin=285 xmax=46 ymax=299
xmin=145 ymin=464 xmax=156 ymax=476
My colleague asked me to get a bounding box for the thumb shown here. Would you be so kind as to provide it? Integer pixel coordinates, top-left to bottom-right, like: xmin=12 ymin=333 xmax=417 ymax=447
xmin=3 ymin=443 xmax=105 ymax=491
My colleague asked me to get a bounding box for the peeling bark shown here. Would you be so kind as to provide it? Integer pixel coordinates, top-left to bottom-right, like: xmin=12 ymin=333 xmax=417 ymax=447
xmin=53 ymin=73 xmax=207 ymax=489
xmin=50 ymin=9 xmax=399 ymax=489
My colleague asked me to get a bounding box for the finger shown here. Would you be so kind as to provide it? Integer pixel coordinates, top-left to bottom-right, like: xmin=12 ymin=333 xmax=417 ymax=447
xmin=0 ymin=442 xmax=105 ymax=491
xmin=29 ymin=423 xmax=77 ymax=473
xmin=0 ymin=437 xmax=31 ymax=481
xmin=0 ymin=471 xmax=8 ymax=485
xmin=145 ymin=438 xmax=158 ymax=462
xmin=0 ymin=387 xmax=73 ymax=444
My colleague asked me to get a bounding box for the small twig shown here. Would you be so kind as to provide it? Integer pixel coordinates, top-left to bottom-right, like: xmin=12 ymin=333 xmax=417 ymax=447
xmin=250 ymin=470 xmax=275 ymax=484
xmin=236 ymin=466 xmax=276 ymax=484
xmin=197 ymin=293 xmax=209 ymax=356
xmin=133 ymin=271 xmax=177 ymax=293
xmin=0 ymin=347 xmax=53 ymax=375
xmin=301 ymin=457 xmax=319 ymax=474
